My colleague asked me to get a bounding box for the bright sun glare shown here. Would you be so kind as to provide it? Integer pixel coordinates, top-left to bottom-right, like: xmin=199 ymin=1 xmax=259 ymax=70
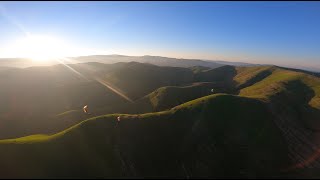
xmin=11 ymin=35 xmax=70 ymax=61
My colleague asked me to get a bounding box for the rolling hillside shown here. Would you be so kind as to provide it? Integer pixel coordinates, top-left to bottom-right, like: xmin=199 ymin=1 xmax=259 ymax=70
xmin=1 ymin=62 xmax=319 ymax=140
xmin=141 ymin=82 xmax=226 ymax=111
xmin=1 ymin=61 xmax=320 ymax=178
xmin=100 ymin=62 xmax=194 ymax=100
xmin=0 ymin=94 xmax=291 ymax=178
xmin=0 ymin=62 xmax=194 ymax=138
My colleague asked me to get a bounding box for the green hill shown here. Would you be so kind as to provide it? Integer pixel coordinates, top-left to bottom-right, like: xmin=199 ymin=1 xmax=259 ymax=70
xmin=0 ymin=94 xmax=291 ymax=178
xmin=2 ymin=62 xmax=320 ymax=178
xmin=0 ymin=62 xmax=194 ymax=138
xmin=193 ymin=65 xmax=276 ymax=93
xmin=142 ymin=82 xmax=227 ymax=111
xmin=236 ymin=67 xmax=320 ymax=175
xmin=0 ymin=62 xmax=280 ymax=139
xmin=233 ymin=66 xmax=275 ymax=89
xmin=239 ymin=67 xmax=320 ymax=129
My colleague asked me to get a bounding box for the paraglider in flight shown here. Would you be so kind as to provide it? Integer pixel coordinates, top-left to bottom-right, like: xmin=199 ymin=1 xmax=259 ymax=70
xmin=83 ymin=105 xmax=90 ymax=114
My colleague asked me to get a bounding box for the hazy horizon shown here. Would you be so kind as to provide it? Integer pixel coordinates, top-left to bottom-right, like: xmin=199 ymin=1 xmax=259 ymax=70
xmin=0 ymin=1 xmax=319 ymax=70
xmin=2 ymin=53 xmax=320 ymax=73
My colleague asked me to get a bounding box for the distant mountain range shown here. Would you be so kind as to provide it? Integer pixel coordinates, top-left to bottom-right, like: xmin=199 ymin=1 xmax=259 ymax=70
xmin=0 ymin=55 xmax=265 ymax=69
xmin=71 ymin=55 xmax=266 ymax=68
xmin=0 ymin=54 xmax=318 ymax=73
xmin=2 ymin=54 xmax=319 ymax=73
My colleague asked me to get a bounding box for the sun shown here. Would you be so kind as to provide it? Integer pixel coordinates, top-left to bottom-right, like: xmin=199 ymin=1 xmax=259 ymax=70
xmin=10 ymin=35 xmax=70 ymax=62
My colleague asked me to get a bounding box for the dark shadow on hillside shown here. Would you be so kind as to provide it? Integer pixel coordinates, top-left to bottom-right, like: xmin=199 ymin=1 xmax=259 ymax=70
xmin=264 ymin=80 xmax=320 ymax=178
xmin=194 ymin=65 xmax=238 ymax=93
xmin=266 ymin=80 xmax=320 ymax=131
xmin=174 ymin=95 xmax=291 ymax=178
xmin=237 ymin=70 xmax=272 ymax=91
xmin=0 ymin=94 xmax=294 ymax=178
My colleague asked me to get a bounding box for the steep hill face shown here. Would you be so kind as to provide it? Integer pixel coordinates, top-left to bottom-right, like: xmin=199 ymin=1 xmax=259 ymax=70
xmin=238 ymin=67 xmax=320 ymax=171
xmin=0 ymin=94 xmax=291 ymax=178
xmin=239 ymin=67 xmax=320 ymax=129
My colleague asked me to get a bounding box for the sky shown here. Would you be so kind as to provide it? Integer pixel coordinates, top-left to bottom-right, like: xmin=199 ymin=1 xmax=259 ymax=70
xmin=0 ymin=1 xmax=319 ymax=69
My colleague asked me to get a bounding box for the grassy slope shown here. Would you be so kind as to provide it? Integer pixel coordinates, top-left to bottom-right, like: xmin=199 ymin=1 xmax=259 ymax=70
xmin=238 ymin=67 xmax=320 ymax=102
xmin=23 ymin=64 xmax=320 ymax=135
xmin=2 ymin=65 xmax=320 ymax=178
xmin=0 ymin=94 xmax=290 ymax=178
xmin=54 ymin=65 xmax=320 ymax=131
xmin=0 ymin=62 xmax=195 ymax=139
xmin=53 ymin=65 xmax=226 ymax=120
xmin=194 ymin=65 xmax=277 ymax=93
xmin=233 ymin=67 xmax=320 ymax=178
xmin=143 ymin=82 xmax=227 ymax=111
xmin=137 ymin=65 xmax=277 ymax=113
xmin=0 ymin=62 xmax=131 ymax=139
xmin=233 ymin=66 xmax=275 ymax=89
xmin=239 ymin=68 xmax=320 ymax=130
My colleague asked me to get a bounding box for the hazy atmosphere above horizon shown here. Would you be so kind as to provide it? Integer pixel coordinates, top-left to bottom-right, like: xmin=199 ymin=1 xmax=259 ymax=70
xmin=0 ymin=1 xmax=319 ymax=70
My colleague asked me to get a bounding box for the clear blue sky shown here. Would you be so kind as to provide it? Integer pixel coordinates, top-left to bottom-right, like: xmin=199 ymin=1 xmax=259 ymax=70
xmin=0 ymin=1 xmax=319 ymax=69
